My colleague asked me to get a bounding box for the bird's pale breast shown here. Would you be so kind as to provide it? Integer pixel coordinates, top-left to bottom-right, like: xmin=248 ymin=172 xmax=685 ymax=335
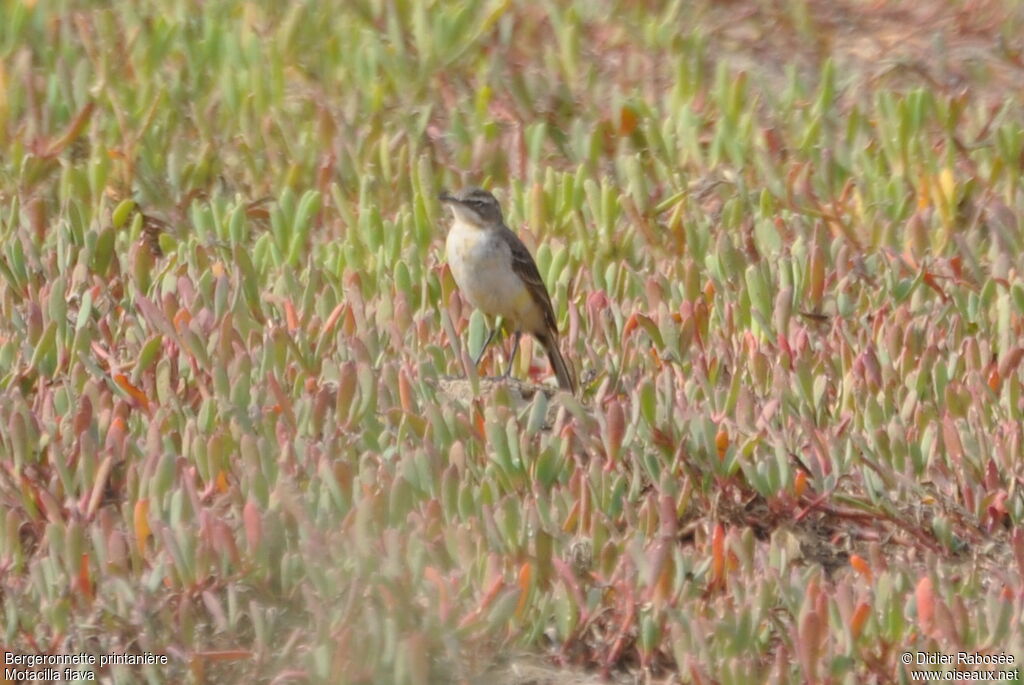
xmin=445 ymin=220 xmax=544 ymax=332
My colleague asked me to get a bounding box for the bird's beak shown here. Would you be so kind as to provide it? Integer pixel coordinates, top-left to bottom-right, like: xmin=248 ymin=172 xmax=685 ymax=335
xmin=438 ymin=190 xmax=457 ymax=204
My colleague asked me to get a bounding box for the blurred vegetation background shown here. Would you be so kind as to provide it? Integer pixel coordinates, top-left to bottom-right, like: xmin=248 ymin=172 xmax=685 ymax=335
xmin=2 ymin=0 xmax=1024 ymax=682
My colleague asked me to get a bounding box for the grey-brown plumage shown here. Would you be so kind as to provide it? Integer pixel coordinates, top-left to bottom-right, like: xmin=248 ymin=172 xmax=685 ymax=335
xmin=440 ymin=187 xmax=576 ymax=393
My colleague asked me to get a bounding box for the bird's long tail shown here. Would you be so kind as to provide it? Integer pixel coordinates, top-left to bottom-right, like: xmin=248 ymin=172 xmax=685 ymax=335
xmin=539 ymin=332 xmax=577 ymax=393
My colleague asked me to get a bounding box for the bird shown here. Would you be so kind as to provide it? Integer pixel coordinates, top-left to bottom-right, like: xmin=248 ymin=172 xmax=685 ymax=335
xmin=439 ymin=187 xmax=577 ymax=393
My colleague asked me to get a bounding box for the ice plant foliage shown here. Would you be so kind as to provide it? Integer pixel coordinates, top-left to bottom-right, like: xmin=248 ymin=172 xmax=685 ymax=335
xmin=0 ymin=0 xmax=1023 ymax=682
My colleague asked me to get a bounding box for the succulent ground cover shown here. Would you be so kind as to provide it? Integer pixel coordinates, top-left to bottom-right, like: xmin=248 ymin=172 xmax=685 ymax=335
xmin=2 ymin=0 xmax=1024 ymax=682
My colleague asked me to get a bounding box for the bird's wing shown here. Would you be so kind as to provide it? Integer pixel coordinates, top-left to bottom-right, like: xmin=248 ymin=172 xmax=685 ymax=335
xmin=498 ymin=226 xmax=559 ymax=335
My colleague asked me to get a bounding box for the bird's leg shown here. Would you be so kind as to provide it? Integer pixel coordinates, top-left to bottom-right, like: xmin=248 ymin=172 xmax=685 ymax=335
xmin=472 ymin=327 xmax=497 ymax=367
xmin=503 ymin=331 xmax=522 ymax=378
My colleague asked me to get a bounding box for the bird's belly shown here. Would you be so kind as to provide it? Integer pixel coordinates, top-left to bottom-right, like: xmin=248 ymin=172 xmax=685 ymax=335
xmin=446 ymin=226 xmax=542 ymax=331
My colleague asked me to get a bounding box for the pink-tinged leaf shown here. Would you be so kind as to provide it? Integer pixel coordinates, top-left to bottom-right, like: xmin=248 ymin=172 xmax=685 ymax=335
xmin=850 ymin=602 xmax=870 ymax=639
xmin=336 ymin=360 xmax=358 ymax=423
xmin=85 ymin=455 xmax=114 ymax=520
xmin=985 ymin=459 xmax=1001 ymax=491
xmin=715 ymin=428 xmax=729 ymax=460
xmin=104 ymin=415 xmax=127 ymax=453
xmin=586 ymin=290 xmax=609 ymax=316
xmin=320 ymin=302 xmax=347 ymax=338
xmin=515 ymin=562 xmax=532 ymax=618
xmin=172 ymin=308 xmax=192 ymax=335
xmin=72 ymin=395 xmax=93 ymax=437
xmin=797 ymin=608 xmax=822 ymax=681
xmin=243 ymin=498 xmax=262 ymax=553
xmin=284 ymin=298 xmax=299 ymax=333
xmin=399 ymin=367 xmax=416 ymax=414
xmin=987 ymin=491 xmax=1009 ymax=531
xmin=921 ymin=271 xmax=948 ymax=302
xmin=106 ymin=530 xmax=128 ymax=571
xmin=114 ymin=373 xmax=151 ymax=413
xmin=811 ymin=241 xmax=827 ymax=303
xmin=404 ymin=631 xmax=430 ymax=685
xmin=998 ymin=346 xmax=1024 ymax=380
xmin=860 ymin=346 xmax=882 ymax=389
xmin=603 ymin=399 xmax=625 ymax=462
xmin=710 ymin=523 xmax=726 ymax=591
xmin=916 ymin=576 xmax=935 ymax=635
xmin=942 ymin=415 xmax=963 ymax=465
xmin=134 ymin=498 xmax=150 ymax=551
xmin=794 ymin=470 xmax=809 ymax=497
xmin=850 ymin=554 xmax=872 ymax=582
xmin=134 ymin=294 xmax=178 ymax=340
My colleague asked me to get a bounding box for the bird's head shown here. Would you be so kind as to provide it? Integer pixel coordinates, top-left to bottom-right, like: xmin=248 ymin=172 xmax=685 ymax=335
xmin=438 ymin=187 xmax=504 ymax=227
